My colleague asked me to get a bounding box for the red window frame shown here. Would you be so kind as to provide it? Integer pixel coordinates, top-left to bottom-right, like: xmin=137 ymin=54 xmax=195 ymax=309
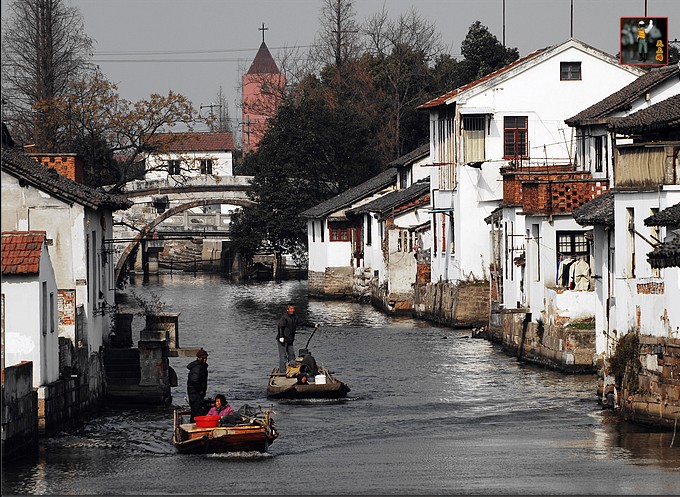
xmin=503 ymin=116 xmax=528 ymax=159
xmin=329 ymin=221 xmax=351 ymax=242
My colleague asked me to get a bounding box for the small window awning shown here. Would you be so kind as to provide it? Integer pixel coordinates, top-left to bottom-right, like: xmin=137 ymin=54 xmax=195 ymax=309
xmin=459 ymin=107 xmax=493 ymax=115
xmin=426 ymin=207 xmax=455 ymax=214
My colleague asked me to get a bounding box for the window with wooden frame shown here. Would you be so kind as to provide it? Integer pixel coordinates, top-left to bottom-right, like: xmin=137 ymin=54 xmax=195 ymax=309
xmin=365 ymin=215 xmax=372 ymax=246
xmin=556 ymin=231 xmax=589 ymax=287
xmin=397 ymin=230 xmax=416 ymax=252
xmin=627 ymin=208 xmax=636 ymax=277
xmin=557 ymin=231 xmax=589 ymax=261
xmin=200 ymin=159 xmax=213 ymax=175
xmin=462 ymin=115 xmax=486 ymax=162
xmin=437 ymin=106 xmax=456 ymax=190
xmin=560 ymin=61 xmax=581 ymax=81
xmin=329 ymin=221 xmax=352 ymax=242
xmin=503 ymin=116 xmax=528 ymax=159
xmin=649 ymin=208 xmax=660 ymax=278
xmin=594 ymin=136 xmax=603 ymax=173
xmin=167 ymin=159 xmax=180 ymax=175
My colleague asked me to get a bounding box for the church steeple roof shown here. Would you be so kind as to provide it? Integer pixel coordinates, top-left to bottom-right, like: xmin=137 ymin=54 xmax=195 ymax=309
xmin=247 ymin=41 xmax=280 ymax=75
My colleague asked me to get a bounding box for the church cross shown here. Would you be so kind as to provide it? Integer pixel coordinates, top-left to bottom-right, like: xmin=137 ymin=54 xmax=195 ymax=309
xmin=259 ymin=22 xmax=268 ymax=43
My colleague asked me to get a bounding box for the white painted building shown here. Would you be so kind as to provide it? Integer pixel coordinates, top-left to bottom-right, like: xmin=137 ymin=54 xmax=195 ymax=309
xmin=302 ymin=168 xmax=398 ymax=296
xmin=574 ymin=94 xmax=680 ymax=359
xmin=302 ymin=145 xmax=432 ymax=299
xmin=144 ymin=132 xmax=235 ymax=182
xmin=418 ymin=38 xmax=645 ymax=331
xmin=347 ymin=179 xmax=431 ymax=310
xmin=1 ymin=149 xmax=132 ymax=359
xmin=2 ymin=231 xmax=60 ymax=387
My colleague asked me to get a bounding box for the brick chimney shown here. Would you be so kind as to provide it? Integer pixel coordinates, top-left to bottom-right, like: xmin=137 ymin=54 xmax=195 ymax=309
xmin=27 ymin=153 xmax=87 ymax=184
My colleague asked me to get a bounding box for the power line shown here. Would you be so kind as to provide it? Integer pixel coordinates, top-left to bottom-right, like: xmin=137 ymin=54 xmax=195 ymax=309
xmin=92 ymin=44 xmax=318 ymax=56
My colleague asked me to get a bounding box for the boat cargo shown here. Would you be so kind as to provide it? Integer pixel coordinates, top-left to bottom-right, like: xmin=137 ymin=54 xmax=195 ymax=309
xmin=172 ymin=405 xmax=278 ymax=454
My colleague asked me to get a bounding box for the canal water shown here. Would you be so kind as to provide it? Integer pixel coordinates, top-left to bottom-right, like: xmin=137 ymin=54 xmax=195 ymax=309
xmin=3 ymin=273 xmax=679 ymax=495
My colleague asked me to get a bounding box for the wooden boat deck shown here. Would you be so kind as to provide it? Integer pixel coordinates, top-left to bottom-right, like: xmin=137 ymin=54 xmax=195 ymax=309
xmin=267 ymin=366 xmax=350 ymax=399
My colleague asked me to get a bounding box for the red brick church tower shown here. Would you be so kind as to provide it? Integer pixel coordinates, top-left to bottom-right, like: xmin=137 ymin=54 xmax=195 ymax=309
xmin=241 ymin=23 xmax=285 ymax=154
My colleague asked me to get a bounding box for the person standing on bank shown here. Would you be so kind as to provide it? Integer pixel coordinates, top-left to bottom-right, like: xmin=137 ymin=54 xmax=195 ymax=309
xmin=276 ymin=303 xmax=318 ymax=374
xmin=186 ymin=348 xmax=209 ymax=422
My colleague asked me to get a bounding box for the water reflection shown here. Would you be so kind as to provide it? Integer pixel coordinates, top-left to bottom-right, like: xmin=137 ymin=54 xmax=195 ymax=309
xmin=2 ymin=274 xmax=678 ymax=495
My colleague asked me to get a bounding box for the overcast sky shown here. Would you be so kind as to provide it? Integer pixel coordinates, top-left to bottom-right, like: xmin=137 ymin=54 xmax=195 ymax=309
xmin=2 ymin=0 xmax=679 ymax=134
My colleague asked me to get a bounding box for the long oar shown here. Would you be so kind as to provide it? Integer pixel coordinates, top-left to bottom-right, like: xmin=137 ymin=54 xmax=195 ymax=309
xmin=304 ymin=325 xmax=320 ymax=349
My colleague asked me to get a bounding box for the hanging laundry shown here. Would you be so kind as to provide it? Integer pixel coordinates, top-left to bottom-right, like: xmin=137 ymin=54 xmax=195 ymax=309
xmin=573 ymin=258 xmax=591 ymax=291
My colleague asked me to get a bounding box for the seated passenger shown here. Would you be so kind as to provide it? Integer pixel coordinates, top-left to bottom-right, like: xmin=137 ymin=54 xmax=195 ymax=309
xmin=206 ymin=394 xmax=235 ymax=417
xmin=299 ymin=348 xmax=319 ymax=377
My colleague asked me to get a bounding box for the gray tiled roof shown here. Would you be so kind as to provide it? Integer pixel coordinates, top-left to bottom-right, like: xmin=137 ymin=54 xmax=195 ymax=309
xmin=647 ymin=235 xmax=680 ymax=268
xmin=1 ymin=147 xmax=132 ymax=211
xmin=644 ymin=202 xmax=680 ymax=226
xmin=300 ymin=168 xmax=397 ymax=219
xmin=347 ymin=179 xmax=430 ymax=217
xmin=565 ymin=65 xmax=680 ymax=126
xmin=609 ymin=94 xmax=680 ymax=134
xmin=387 ymin=144 xmax=429 ymax=167
xmin=572 ymin=191 xmax=614 ymax=227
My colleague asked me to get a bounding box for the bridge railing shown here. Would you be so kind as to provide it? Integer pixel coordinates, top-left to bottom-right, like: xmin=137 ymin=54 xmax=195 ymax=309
xmin=123 ymin=175 xmax=253 ymax=192
xmin=156 ymin=211 xmax=232 ymax=231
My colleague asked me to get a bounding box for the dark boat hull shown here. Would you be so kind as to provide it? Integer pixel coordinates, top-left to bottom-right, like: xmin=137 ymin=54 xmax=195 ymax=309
xmin=267 ymin=367 xmax=350 ymax=399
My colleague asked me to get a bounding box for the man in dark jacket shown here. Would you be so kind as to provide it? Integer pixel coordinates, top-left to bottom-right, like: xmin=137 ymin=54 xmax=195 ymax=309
xmin=276 ymin=303 xmax=317 ymax=374
xmin=186 ymin=348 xmax=209 ymax=422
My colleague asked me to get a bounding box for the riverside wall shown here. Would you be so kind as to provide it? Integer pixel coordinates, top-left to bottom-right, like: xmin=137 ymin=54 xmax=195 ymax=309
xmin=619 ymin=335 xmax=680 ymax=430
xmin=486 ymin=308 xmax=596 ymax=373
xmin=1 ymin=361 xmax=38 ymax=462
xmin=413 ymin=280 xmax=489 ymax=328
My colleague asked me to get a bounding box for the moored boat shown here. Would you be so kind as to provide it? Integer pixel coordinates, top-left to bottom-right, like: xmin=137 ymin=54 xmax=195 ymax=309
xmin=267 ymin=366 xmax=350 ymax=400
xmin=172 ymin=405 xmax=278 ymax=454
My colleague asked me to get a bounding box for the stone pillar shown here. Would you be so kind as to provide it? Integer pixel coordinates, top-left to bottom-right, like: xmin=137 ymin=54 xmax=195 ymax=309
xmin=137 ymin=339 xmax=171 ymax=404
xmin=145 ymin=313 xmax=180 ymax=349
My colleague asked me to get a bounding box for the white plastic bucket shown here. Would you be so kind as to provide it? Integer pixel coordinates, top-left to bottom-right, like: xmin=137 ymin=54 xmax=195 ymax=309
xmin=315 ymin=374 xmax=327 ymax=385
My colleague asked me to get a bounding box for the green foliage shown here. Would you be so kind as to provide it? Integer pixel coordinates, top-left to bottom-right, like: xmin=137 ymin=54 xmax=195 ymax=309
xmin=230 ymin=93 xmax=382 ymax=263
xmin=567 ymin=318 xmax=596 ymax=330
xmin=460 ymin=21 xmax=520 ymax=79
xmin=231 ymin=18 xmax=518 ymax=265
xmin=609 ymin=332 xmax=640 ymax=392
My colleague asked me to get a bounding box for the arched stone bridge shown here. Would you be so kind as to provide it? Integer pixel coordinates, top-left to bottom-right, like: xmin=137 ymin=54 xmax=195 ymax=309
xmin=113 ymin=175 xmax=255 ymax=285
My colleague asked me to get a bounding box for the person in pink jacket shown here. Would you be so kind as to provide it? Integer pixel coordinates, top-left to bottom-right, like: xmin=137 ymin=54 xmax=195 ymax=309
xmin=206 ymin=394 xmax=234 ymax=417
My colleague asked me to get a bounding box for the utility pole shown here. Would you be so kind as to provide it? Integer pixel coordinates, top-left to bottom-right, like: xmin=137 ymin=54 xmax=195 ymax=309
xmin=200 ymin=103 xmax=222 ymax=131
xmin=570 ymin=0 xmax=573 ymax=38
xmin=502 ymin=0 xmax=506 ymax=47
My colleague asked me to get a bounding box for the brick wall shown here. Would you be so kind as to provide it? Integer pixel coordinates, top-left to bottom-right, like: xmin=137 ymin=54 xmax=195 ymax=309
xmin=501 ymin=166 xmax=608 ymax=215
xmin=29 ymin=154 xmax=87 ymax=184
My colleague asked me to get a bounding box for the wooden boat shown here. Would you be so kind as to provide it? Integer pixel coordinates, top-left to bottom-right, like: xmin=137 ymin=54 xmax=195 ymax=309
xmin=172 ymin=405 xmax=278 ymax=454
xmin=267 ymin=366 xmax=350 ymax=400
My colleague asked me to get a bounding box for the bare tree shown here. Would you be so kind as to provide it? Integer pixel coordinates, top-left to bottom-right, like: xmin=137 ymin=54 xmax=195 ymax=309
xmin=1 ymin=0 xmax=94 ymax=149
xmin=363 ymin=8 xmax=444 ymax=157
xmin=44 ymin=70 xmax=201 ymax=192
xmin=211 ymin=87 xmax=232 ymax=133
xmin=313 ymin=0 xmax=362 ymax=71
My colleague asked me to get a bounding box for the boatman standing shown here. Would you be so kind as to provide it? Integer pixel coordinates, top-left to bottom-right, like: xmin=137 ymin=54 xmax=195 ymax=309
xmin=276 ymin=303 xmax=318 ymax=374
xmin=186 ymin=348 xmax=209 ymax=422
